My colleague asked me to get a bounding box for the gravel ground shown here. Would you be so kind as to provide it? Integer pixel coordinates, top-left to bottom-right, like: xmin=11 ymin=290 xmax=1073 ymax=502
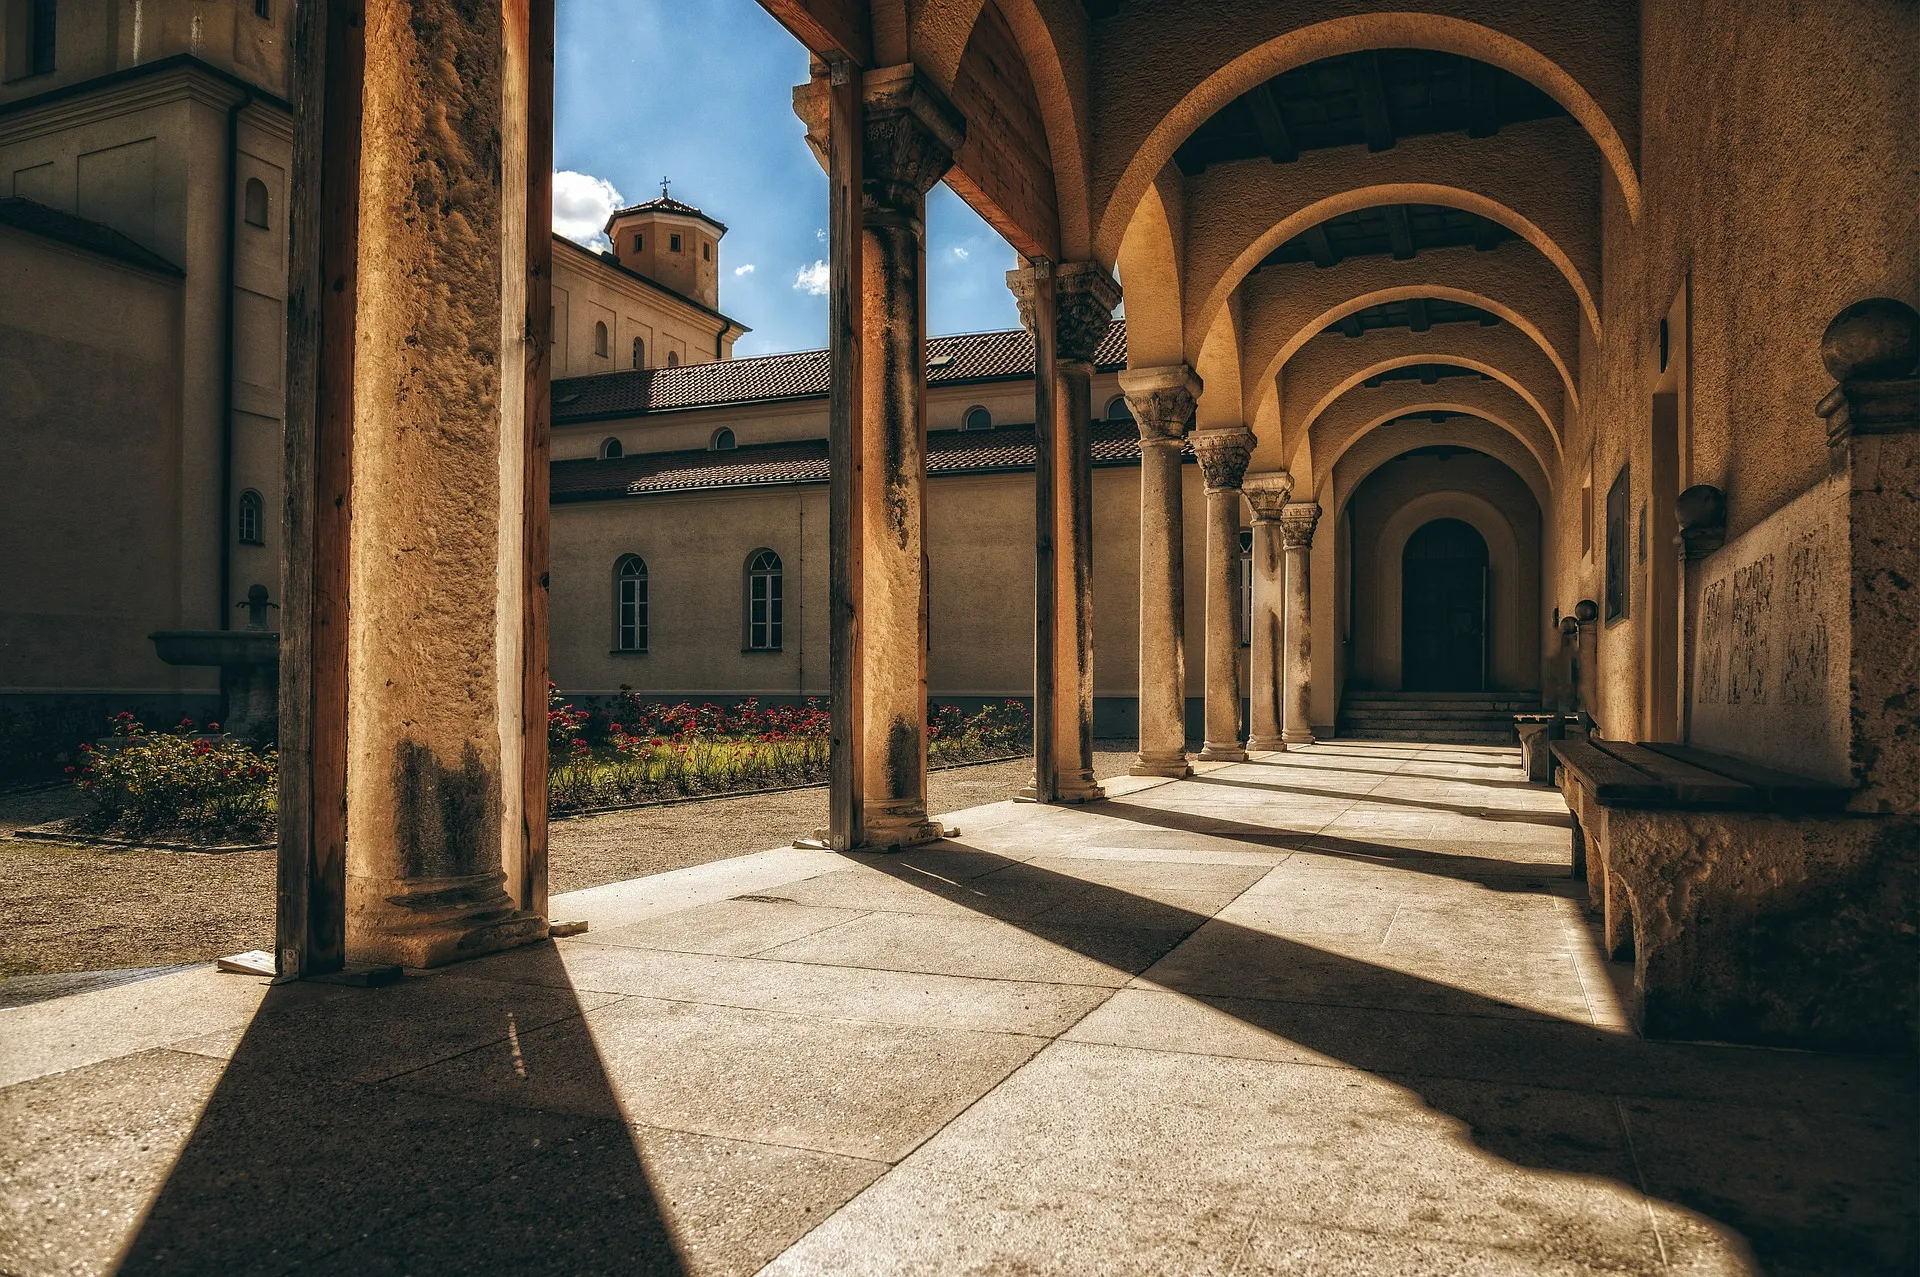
xmin=0 ymin=744 xmax=1140 ymax=978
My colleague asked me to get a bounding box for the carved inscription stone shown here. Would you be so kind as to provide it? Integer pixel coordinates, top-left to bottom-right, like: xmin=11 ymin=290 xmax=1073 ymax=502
xmin=1728 ymin=554 xmax=1773 ymax=705
xmin=1783 ymin=533 xmax=1831 ymax=706
xmin=1697 ymin=578 xmax=1727 ymax=704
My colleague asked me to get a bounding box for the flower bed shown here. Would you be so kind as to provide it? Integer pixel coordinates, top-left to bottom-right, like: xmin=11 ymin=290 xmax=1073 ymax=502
xmin=69 ymin=713 xmax=277 ymax=842
xmin=546 ymin=689 xmax=1031 ymax=814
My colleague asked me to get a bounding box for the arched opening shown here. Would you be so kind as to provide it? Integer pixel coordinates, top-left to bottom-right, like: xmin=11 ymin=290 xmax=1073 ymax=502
xmin=1401 ymin=518 xmax=1488 ymax=691
xmin=709 ymin=427 xmax=735 ymax=451
xmin=631 ymin=336 xmax=643 ymax=369
xmin=593 ymin=321 xmax=609 ymax=357
xmin=963 ymin=405 xmax=992 ymax=431
xmin=613 ymin=554 xmax=647 ymax=652
xmin=744 ymin=549 xmax=782 ymax=651
xmin=599 ymin=437 xmax=623 ymax=459
xmin=243 ymin=177 xmax=270 ymax=229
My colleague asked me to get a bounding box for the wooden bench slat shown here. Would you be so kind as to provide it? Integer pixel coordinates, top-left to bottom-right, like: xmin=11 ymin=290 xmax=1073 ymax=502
xmin=1550 ymin=739 xmax=1668 ymax=805
xmin=1592 ymin=740 xmax=1761 ymax=809
xmin=1640 ymin=743 xmax=1852 ymax=813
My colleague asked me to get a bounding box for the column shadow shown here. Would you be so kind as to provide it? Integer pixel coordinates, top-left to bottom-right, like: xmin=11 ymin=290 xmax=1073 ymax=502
xmin=118 ymin=942 xmax=686 ymax=1276
xmin=1182 ymin=773 xmax=1574 ymax=827
xmin=856 ymin=840 xmax=1918 ymax=1276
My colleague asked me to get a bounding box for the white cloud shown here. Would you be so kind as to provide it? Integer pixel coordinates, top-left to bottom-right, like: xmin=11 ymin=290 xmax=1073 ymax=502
xmin=552 ymin=170 xmax=623 ymax=249
xmin=816 ymin=227 xmax=827 ymax=243
xmin=733 ymin=263 xmax=756 ymax=276
xmin=793 ymin=260 xmax=830 ymax=295
xmin=952 ymin=245 xmax=969 ymax=260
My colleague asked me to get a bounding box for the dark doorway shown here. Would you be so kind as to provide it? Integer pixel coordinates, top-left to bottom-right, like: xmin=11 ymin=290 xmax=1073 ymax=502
xmin=1402 ymin=518 xmax=1488 ymax=690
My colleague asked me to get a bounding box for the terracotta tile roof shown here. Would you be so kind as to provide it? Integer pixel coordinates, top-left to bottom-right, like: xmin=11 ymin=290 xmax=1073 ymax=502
xmin=0 ymin=197 xmax=183 ymax=277
xmin=605 ymin=194 xmax=727 ymax=234
xmin=552 ymin=416 xmax=1166 ymax=503
xmin=552 ymin=319 xmax=1129 ymax=424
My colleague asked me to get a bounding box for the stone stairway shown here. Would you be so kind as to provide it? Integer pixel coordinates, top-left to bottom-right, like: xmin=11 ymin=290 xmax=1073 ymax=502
xmin=1334 ymin=690 xmax=1541 ymax=744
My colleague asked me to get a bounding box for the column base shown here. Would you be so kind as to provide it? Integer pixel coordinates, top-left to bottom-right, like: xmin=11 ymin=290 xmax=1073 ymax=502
xmin=1129 ymin=753 xmax=1192 ymax=778
xmin=1020 ymin=773 xmax=1104 ymax=803
xmin=860 ymin=807 xmax=956 ymax=851
xmin=1281 ymin=729 xmax=1317 ymax=747
xmin=1198 ymin=742 xmax=1249 ymax=762
xmin=347 ymin=873 xmax=549 ymax=970
xmin=1246 ymin=734 xmax=1287 ymax=752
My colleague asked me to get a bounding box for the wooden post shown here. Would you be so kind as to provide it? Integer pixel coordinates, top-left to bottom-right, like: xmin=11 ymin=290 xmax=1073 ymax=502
xmin=277 ymin=0 xmax=362 ymax=979
xmin=825 ymin=56 xmax=865 ymax=850
xmin=1020 ymin=260 xmax=1058 ymax=803
xmin=515 ymin=0 xmax=554 ymax=915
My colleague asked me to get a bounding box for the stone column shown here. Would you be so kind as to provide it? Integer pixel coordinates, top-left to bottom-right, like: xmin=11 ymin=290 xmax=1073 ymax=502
xmin=1010 ymin=262 xmax=1121 ymax=802
xmin=1120 ymin=366 xmax=1201 ymax=777
xmin=1242 ymin=471 xmax=1293 ymax=750
xmin=857 ymin=66 xmax=963 ymax=848
xmin=341 ymin=0 xmax=547 ymax=967
xmin=1279 ymin=503 xmax=1322 ymax=747
xmin=1193 ymin=429 xmax=1255 ymax=761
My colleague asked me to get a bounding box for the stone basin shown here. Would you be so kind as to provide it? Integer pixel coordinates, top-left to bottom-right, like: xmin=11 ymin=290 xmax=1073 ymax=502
xmin=149 ymin=628 xmax=279 ymax=739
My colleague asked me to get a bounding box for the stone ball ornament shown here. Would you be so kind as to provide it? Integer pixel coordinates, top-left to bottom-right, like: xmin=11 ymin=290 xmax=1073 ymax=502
xmin=1820 ymin=297 xmax=1919 ymax=382
xmin=1573 ymin=599 xmax=1600 ymax=624
xmin=1674 ymin=484 xmax=1726 ymax=531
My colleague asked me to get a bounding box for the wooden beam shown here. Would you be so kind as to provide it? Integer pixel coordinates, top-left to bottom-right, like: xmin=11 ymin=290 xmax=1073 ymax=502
xmin=1243 ymin=82 xmax=1296 ymax=164
xmin=1407 ymin=296 xmax=1430 ymax=333
xmin=1337 ymin=314 xmax=1364 ymax=338
xmin=825 ymin=61 xmax=864 ymax=849
xmin=518 ymin=0 xmax=554 ymax=919
xmin=277 ymin=0 xmax=361 ymax=978
xmin=1354 ymin=51 xmax=1395 ymax=152
xmin=1474 ymin=216 xmax=1504 ymax=252
xmin=1467 ymin=58 xmax=1500 ymax=139
xmin=759 ymin=0 xmax=869 ymax=66
xmin=1418 ymin=365 xmax=1441 ymax=385
xmin=946 ymin=0 xmax=1059 ymax=262
xmin=1385 ymin=204 xmax=1415 ymax=260
xmin=1302 ymin=223 xmax=1338 ymax=268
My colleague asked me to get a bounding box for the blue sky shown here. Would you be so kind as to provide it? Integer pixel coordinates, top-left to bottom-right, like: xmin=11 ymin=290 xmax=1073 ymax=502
xmin=554 ymin=0 xmax=1019 ymax=356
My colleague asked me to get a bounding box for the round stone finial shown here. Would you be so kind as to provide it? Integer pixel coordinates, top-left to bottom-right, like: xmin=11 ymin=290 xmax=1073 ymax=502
xmin=1573 ymin=599 xmax=1599 ymax=624
xmin=1820 ymin=298 xmax=1919 ymax=382
xmin=1674 ymin=484 xmax=1726 ymax=531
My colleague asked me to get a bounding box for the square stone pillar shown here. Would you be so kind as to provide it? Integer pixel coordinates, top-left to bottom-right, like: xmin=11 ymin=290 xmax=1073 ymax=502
xmin=276 ymin=0 xmax=551 ymax=970
xmin=855 ymin=66 xmax=963 ymax=848
xmin=1009 ymin=261 xmax=1120 ymax=803
xmin=1243 ymin=471 xmax=1294 ymax=751
xmin=1193 ymin=429 xmax=1256 ymax=761
xmin=1120 ymin=366 xmax=1201 ymax=778
xmin=1279 ymin=503 xmax=1322 ymax=747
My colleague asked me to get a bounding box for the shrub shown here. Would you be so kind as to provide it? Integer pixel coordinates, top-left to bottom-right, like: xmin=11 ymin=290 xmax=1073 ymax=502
xmin=71 ymin=714 xmax=277 ymax=840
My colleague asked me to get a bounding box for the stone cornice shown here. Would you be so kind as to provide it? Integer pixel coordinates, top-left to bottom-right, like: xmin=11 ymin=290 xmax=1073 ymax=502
xmin=1191 ymin=428 xmax=1256 ymax=491
xmin=1243 ymin=470 xmax=1294 ymax=519
xmin=1118 ymin=364 xmax=1201 ymax=445
xmin=0 ymin=57 xmax=285 ymax=148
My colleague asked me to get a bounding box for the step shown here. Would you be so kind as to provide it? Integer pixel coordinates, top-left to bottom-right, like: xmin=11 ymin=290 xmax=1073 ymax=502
xmin=1341 ymin=700 xmax=1542 ymax=713
xmin=1339 ymin=690 xmax=1542 ymax=702
xmin=1333 ymin=728 xmax=1519 ymax=744
xmin=1338 ymin=707 xmax=1530 ymax=720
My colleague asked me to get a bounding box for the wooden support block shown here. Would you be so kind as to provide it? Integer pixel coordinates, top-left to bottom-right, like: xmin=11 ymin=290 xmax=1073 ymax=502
xmin=548 ymin=919 xmax=589 ymax=938
xmin=216 ymin=950 xmax=277 ymax=976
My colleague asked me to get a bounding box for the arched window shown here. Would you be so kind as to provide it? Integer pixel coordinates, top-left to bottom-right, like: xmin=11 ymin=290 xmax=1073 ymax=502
xmin=632 ymin=232 xmax=643 ymax=253
xmin=710 ymin=427 xmax=736 ymax=451
xmin=963 ymin=405 xmax=992 ymax=431
xmin=237 ymin=490 xmax=265 ymax=545
xmin=631 ymin=336 xmax=643 ymax=369
xmin=702 ymin=241 xmax=711 ymax=261
xmin=666 ymin=350 xmax=679 ymax=367
xmin=669 ymin=233 xmax=682 ymax=253
xmin=599 ymin=437 xmax=623 ymax=460
xmin=745 ymin=550 xmax=782 ymax=651
xmin=1105 ymin=395 xmax=1134 ymax=423
xmin=243 ymin=177 xmax=269 ymax=228
xmin=593 ymin=321 xmax=609 ymax=358
xmin=613 ymin=555 xmax=648 ymax=652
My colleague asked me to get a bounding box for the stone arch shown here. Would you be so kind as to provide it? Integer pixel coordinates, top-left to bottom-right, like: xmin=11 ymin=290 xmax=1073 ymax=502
xmin=1183 ymin=116 xmax=1599 ymax=354
xmin=1092 ymin=9 xmax=1642 ymax=263
xmin=1116 ymin=173 xmax=1186 ymax=368
xmin=1199 ymin=183 xmax=1600 ymax=349
xmin=1332 ymin=414 xmax=1550 ymax=518
xmin=1299 ymin=353 xmax=1561 ymax=456
xmin=1304 ymin=383 xmax=1557 ymax=499
xmin=1193 ymin=298 xmax=1245 ymax=431
xmin=1371 ymin=490 xmax=1530 ymax=691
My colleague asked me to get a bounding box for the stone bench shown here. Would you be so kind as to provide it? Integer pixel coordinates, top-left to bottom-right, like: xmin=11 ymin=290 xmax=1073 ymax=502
xmin=1551 ymin=737 xmax=1915 ymax=1051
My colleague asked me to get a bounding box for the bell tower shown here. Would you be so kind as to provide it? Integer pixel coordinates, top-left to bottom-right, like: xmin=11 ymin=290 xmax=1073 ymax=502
xmin=603 ymin=181 xmax=726 ymax=310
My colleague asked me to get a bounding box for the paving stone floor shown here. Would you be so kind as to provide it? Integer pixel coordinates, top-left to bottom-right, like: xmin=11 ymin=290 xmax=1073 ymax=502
xmin=1 ymin=744 xmax=1912 ymax=1276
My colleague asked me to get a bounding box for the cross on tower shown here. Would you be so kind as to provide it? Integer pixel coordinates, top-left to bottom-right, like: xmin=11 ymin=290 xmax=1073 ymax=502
xmin=660 ymin=177 xmax=670 ymax=200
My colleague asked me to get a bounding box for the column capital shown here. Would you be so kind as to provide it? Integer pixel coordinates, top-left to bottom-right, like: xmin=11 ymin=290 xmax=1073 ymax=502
xmin=1006 ymin=261 xmax=1121 ymax=364
xmin=1243 ymin=470 xmax=1294 ymax=519
xmin=1279 ymin=502 xmax=1322 ymax=549
xmin=861 ymin=65 xmax=964 ymax=214
xmin=1118 ymin=364 xmax=1202 ymax=445
xmin=1192 ymin=427 xmax=1256 ymax=491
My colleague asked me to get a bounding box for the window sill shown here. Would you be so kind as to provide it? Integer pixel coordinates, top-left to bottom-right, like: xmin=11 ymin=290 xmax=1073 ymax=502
xmin=609 ymin=649 xmax=649 ymax=656
xmin=741 ymin=648 xmax=784 ymax=655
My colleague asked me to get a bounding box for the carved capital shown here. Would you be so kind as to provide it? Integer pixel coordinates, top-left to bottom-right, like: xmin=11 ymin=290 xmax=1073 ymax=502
xmin=1054 ymin=262 xmax=1121 ymax=363
xmin=1118 ymin=365 xmax=1201 ymax=446
xmin=861 ymin=66 xmax=964 ymax=215
xmin=1192 ymin=428 xmax=1256 ymax=491
xmin=1816 ymin=297 xmax=1919 ymax=444
xmin=1278 ymin=502 xmax=1321 ymax=550
xmin=1242 ymin=470 xmax=1294 ymax=520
